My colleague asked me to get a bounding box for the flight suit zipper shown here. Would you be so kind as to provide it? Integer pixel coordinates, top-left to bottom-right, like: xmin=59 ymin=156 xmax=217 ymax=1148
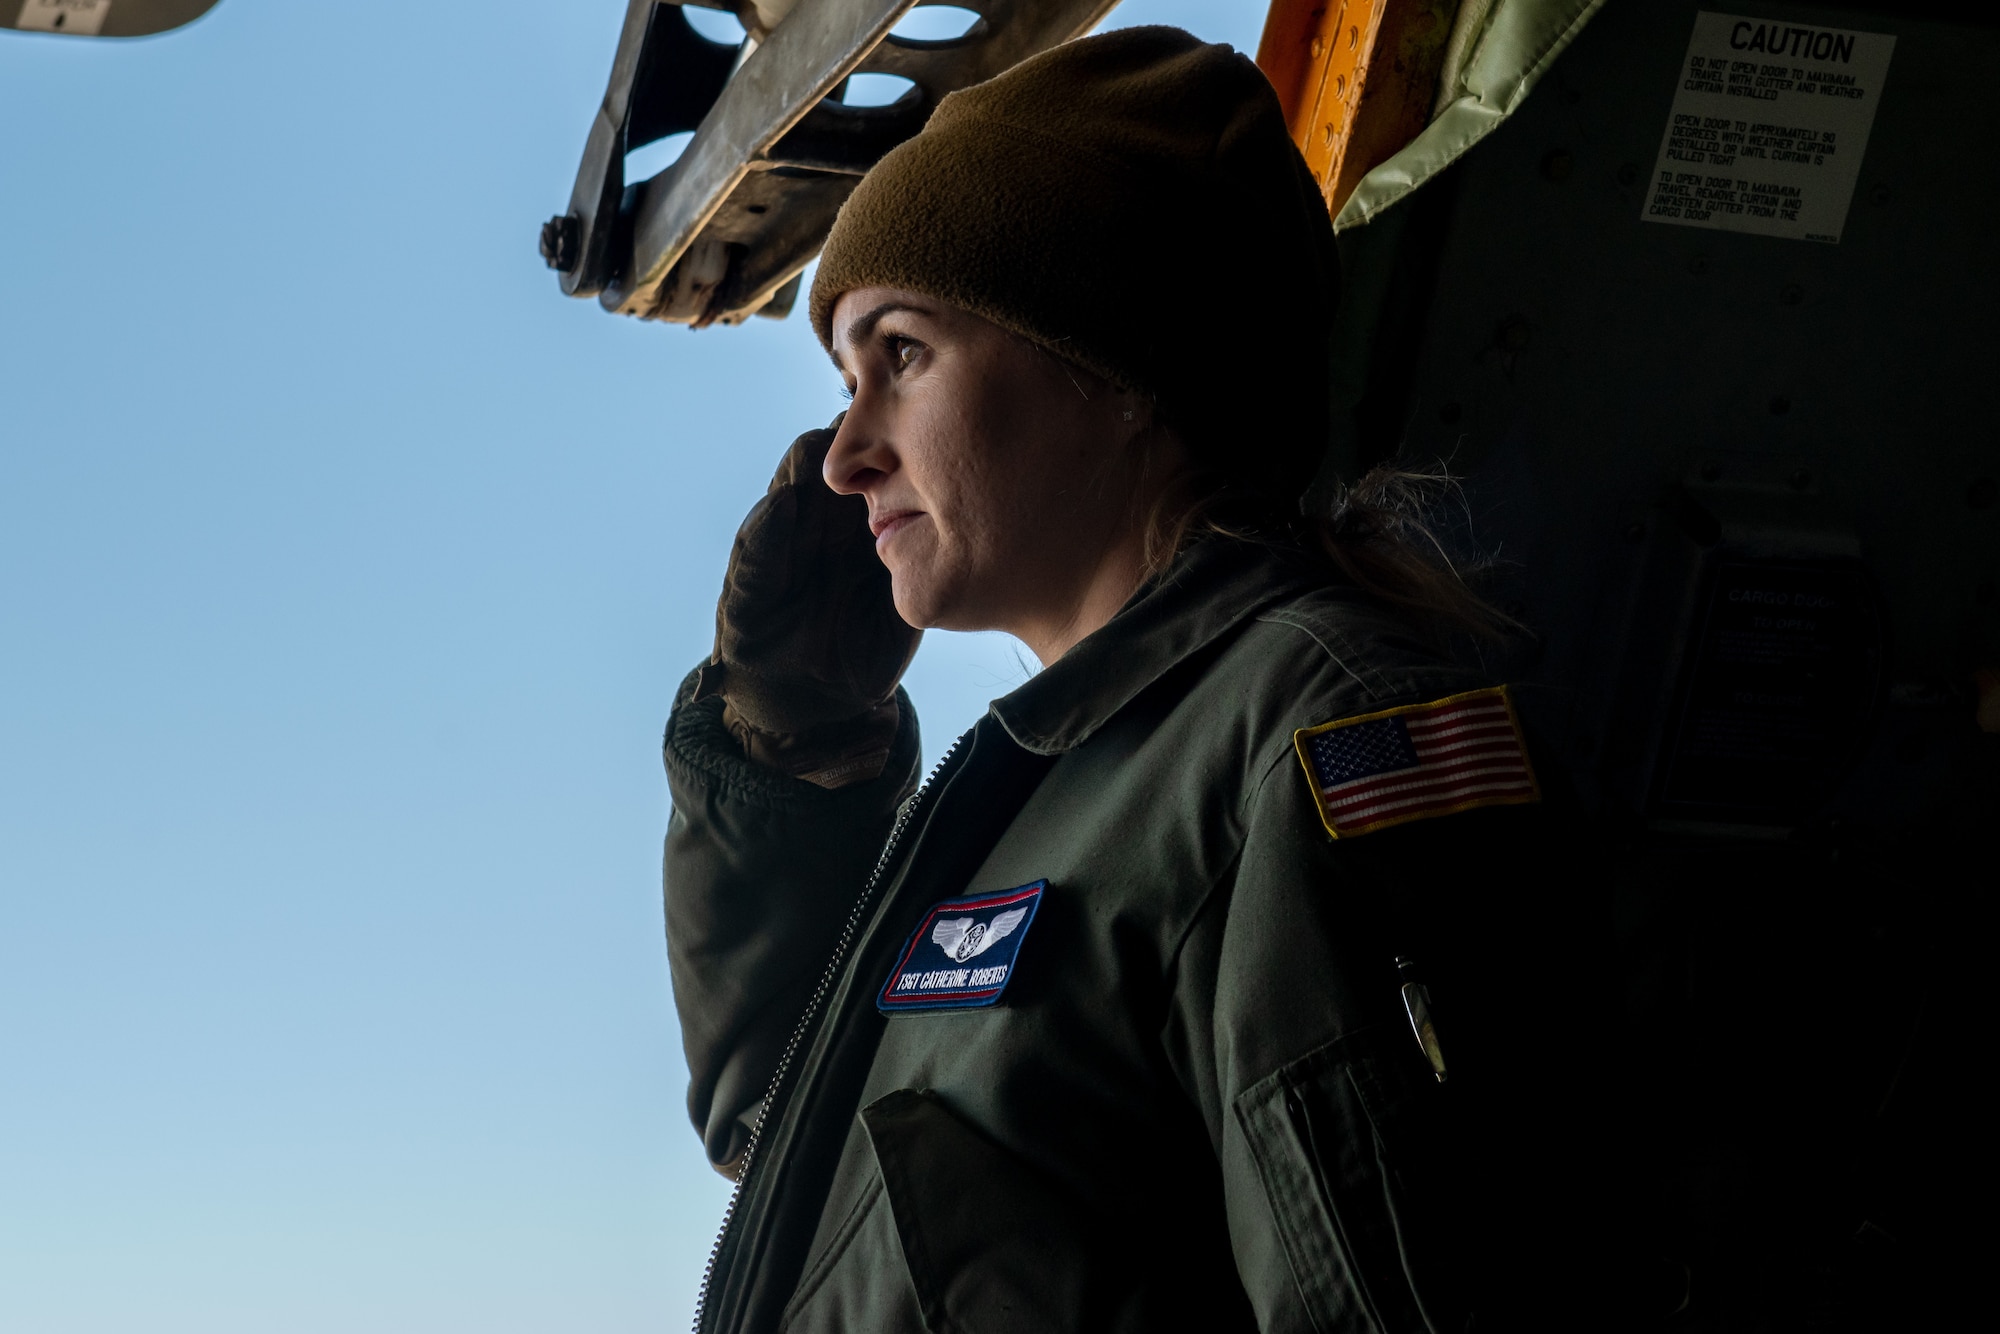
xmin=690 ymin=730 xmax=970 ymax=1334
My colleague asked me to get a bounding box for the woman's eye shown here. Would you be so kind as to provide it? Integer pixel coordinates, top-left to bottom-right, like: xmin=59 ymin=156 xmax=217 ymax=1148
xmin=839 ymin=379 xmax=856 ymax=401
xmin=887 ymin=336 xmax=923 ymax=371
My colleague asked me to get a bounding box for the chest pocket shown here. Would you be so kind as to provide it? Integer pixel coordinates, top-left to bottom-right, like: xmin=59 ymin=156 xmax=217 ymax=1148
xmin=1235 ymin=1032 xmax=1466 ymax=1334
xmin=785 ymin=1088 xmax=1165 ymax=1334
xmin=780 ymin=1169 xmax=927 ymax=1334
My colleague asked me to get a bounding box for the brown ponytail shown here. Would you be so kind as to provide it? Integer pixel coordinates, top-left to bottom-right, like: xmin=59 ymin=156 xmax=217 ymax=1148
xmin=1141 ymin=461 xmax=1519 ymax=645
xmin=1313 ymin=465 xmax=1519 ymax=641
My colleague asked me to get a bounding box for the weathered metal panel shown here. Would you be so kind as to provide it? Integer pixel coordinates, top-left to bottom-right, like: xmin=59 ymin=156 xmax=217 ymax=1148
xmin=548 ymin=0 xmax=1119 ymax=327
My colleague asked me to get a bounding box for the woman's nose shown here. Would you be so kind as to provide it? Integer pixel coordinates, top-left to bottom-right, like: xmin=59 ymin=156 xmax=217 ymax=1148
xmin=823 ymin=397 xmax=890 ymax=496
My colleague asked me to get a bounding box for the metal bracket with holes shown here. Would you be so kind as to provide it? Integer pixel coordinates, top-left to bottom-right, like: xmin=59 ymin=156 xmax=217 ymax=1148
xmin=541 ymin=0 xmax=1116 ymax=327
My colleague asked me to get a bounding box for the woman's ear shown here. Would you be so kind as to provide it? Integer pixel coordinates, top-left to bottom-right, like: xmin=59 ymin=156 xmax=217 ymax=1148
xmin=1111 ymin=390 xmax=1169 ymax=452
xmin=1107 ymin=387 xmax=1143 ymax=431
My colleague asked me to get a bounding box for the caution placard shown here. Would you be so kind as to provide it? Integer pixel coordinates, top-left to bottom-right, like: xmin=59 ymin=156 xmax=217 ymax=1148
xmin=1642 ymin=12 xmax=1895 ymax=244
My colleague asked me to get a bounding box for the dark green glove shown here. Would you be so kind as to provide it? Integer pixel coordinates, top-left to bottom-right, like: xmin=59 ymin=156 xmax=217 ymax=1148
xmin=700 ymin=421 xmax=921 ymax=786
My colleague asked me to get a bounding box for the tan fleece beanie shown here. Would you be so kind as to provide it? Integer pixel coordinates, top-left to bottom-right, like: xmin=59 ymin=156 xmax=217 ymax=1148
xmin=809 ymin=25 xmax=1339 ymax=504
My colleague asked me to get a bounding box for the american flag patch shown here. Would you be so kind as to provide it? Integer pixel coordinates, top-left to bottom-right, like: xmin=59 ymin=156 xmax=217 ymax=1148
xmin=1293 ymin=686 xmax=1539 ymax=838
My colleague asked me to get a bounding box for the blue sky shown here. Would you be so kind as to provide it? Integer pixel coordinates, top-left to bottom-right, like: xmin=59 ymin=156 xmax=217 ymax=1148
xmin=0 ymin=2 xmax=1269 ymax=1329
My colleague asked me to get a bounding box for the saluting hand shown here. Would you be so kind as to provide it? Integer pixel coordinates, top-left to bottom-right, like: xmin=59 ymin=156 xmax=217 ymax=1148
xmin=703 ymin=420 xmax=921 ymax=785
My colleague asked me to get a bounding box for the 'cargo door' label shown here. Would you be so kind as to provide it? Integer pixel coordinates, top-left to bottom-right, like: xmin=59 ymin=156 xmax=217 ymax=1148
xmin=1642 ymin=13 xmax=1895 ymax=244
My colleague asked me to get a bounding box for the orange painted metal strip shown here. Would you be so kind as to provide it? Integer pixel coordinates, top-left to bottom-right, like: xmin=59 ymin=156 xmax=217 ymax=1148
xmin=1256 ymin=0 xmax=1459 ymax=219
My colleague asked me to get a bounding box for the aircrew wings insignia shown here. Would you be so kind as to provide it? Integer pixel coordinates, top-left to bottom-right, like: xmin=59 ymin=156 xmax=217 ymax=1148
xmin=932 ymin=907 xmax=1029 ymax=963
xmin=1293 ymin=685 xmax=1539 ymax=838
xmin=880 ymin=882 xmax=1047 ymax=1013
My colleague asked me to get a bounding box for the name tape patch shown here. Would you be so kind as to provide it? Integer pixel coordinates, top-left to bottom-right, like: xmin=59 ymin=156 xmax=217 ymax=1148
xmin=878 ymin=881 xmax=1045 ymax=1013
xmin=1294 ymin=686 xmax=1539 ymax=839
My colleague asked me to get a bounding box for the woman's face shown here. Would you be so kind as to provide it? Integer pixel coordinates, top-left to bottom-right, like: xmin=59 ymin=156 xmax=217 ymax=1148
xmin=824 ymin=286 xmax=1178 ymax=661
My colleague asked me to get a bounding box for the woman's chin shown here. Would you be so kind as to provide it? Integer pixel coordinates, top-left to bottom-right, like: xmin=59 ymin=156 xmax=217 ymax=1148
xmin=890 ymin=565 xmax=977 ymax=634
xmin=890 ymin=581 xmax=945 ymax=632
xmin=885 ymin=534 xmax=950 ymax=628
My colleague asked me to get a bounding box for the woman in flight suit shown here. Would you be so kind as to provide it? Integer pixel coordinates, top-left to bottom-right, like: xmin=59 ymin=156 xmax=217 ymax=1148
xmin=664 ymin=27 xmax=1598 ymax=1334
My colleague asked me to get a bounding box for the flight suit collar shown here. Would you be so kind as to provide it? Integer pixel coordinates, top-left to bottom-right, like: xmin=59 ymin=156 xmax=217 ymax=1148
xmin=990 ymin=538 xmax=1315 ymax=755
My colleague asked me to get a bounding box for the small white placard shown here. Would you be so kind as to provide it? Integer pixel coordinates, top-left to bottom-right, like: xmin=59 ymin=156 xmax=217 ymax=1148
xmin=15 ymin=0 xmax=110 ymax=34
xmin=1642 ymin=12 xmax=1896 ymax=244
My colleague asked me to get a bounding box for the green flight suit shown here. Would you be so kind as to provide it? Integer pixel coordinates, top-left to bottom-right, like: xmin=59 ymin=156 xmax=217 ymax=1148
xmin=664 ymin=538 xmax=1593 ymax=1334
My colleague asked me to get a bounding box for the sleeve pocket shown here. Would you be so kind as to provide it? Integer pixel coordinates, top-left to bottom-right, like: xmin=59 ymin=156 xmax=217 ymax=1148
xmin=1234 ymin=1031 xmax=1464 ymax=1334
